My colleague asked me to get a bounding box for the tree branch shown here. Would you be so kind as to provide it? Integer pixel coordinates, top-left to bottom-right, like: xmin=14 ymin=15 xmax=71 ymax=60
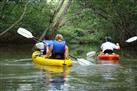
xmin=0 ymin=2 xmax=28 ymax=37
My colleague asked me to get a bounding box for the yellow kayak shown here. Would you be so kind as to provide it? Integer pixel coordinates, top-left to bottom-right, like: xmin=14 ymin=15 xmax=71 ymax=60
xmin=34 ymin=64 xmax=71 ymax=74
xmin=32 ymin=51 xmax=72 ymax=66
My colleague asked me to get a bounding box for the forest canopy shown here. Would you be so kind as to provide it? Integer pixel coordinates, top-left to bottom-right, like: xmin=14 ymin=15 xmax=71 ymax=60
xmin=0 ymin=0 xmax=137 ymax=46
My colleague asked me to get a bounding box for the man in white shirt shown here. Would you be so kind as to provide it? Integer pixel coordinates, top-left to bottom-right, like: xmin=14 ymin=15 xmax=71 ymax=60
xmin=101 ymin=36 xmax=120 ymax=54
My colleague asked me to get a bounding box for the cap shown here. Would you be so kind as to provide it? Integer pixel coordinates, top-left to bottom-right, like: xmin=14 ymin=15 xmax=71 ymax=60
xmin=35 ymin=42 xmax=44 ymax=50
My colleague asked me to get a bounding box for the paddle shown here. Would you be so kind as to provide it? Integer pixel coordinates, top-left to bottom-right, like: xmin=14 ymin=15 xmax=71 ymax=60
xmin=125 ymin=36 xmax=137 ymax=43
xmin=86 ymin=51 xmax=96 ymax=58
xmin=70 ymin=55 xmax=93 ymax=66
xmin=17 ymin=27 xmax=92 ymax=66
xmin=17 ymin=27 xmax=40 ymax=42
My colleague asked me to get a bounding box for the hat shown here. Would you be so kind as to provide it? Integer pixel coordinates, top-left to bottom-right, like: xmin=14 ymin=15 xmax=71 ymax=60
xmin=35 ymin=42 xmax=44 ymax=50
xmin=105 ymin=36 xmax=112 ymax=42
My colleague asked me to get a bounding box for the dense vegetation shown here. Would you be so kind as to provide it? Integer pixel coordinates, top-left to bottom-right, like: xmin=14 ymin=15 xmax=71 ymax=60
xmin=0 ymin=0 xmax=137 ymax=46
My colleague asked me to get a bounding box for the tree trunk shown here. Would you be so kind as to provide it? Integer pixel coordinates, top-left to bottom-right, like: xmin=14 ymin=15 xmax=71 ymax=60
xmin=39 ymin=0 xmax=72 ymax=40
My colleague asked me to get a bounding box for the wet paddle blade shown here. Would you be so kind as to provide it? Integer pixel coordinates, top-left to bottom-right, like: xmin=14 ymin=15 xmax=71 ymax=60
xmin=17 ymin=27 xmax=34 ymax=38
xmin=126 ymin=36 xmax=137 ymax=43
xmin=77 ymin=58 xmax=93 ymax=66
xmin=87 ymin=51 xmax=96 ymax=57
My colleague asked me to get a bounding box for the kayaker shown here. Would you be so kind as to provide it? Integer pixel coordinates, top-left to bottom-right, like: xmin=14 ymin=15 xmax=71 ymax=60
xmin=50 ymin=34 xmax=69 ymax=59
xmin=100 ymin=36 xmax=120 ymax=54
xmin=35 ymin=42 xmax=50 ymax=57
xmin=43 ymin=33 xmax=53 ymax=47
xmin=42 ymin=36 xmax=53 ymax=56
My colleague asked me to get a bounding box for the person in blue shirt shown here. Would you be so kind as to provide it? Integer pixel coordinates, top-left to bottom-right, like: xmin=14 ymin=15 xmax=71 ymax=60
xmin=50 ymin=34 xmax=69 ymax=59
xmin=42 ymin=40 xmax=53 ymax=55
xmin=42 ymin=36 xmax=53 ymax=57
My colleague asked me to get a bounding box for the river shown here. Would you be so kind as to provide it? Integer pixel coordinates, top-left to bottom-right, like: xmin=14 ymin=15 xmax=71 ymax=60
xmin=0 ymin=44 xmax=137 ymax=91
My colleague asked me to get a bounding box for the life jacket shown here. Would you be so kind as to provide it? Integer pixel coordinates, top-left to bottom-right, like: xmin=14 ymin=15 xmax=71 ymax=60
xmin=52 ymin=40 xmax=65 ymax=54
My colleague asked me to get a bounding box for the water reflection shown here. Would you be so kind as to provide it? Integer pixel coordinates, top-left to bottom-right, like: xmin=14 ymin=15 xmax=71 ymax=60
xmin=35 ymin=65 xmax=71 ymax=91
xmin=0 ymin=59 xmax=39 ymax=91
xmin=97 ymin=60 xmax=120 ymax=65
xmin=17 ymin=84 xmax=32 ymax=91
xmin=0 ymin=44 xmax=137 ymax=91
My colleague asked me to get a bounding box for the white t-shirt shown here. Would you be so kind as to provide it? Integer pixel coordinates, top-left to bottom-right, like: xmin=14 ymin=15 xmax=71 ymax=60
xmin=101 ymin=42 xmax=120 ymax=52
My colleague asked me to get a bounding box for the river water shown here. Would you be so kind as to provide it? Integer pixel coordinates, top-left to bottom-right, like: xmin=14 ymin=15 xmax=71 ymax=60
xmin=0 ymin=44 xmax=137 ymax=91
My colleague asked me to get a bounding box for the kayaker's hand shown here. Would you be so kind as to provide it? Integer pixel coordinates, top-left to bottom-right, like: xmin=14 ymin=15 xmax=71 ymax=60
xmin=116 ymin=43 xmax=120 ymax=49
xmin=65 ymin=56 xmax=70 ymax=60
xmin=45 ymin=54 xmax=49 ymax=58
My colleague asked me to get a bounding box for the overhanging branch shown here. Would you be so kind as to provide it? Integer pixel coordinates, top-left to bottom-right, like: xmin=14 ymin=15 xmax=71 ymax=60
xmin=0 ymin=2 xmax=28 ymax=37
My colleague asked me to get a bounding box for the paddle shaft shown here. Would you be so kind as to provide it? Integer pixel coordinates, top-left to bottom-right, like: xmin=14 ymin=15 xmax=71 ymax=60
xmin=69 ymin=55 xmax=77 ymax=60
xmin=33 ymin=37 xmax=41 ymax=42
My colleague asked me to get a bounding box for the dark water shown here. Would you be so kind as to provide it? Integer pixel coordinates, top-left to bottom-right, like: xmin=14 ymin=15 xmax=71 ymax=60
xmin=0 ymin=44 xmax=137 ymax=91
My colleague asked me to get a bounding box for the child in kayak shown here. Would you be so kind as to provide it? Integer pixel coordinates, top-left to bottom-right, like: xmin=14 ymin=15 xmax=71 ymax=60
xmin=100 ymin=36 xmax=120 ymax=54
xmin=35 ymin=35 xmax=53 ymax=58
xmin=35 ymin=42 xmax=50 ymax=57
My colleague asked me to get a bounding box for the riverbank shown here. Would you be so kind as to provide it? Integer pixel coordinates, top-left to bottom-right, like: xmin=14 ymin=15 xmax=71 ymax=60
xmin=0 ymin=43 xmax=137 ymax=59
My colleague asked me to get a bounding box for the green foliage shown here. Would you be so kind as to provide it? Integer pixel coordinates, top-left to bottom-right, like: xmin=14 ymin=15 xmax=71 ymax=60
xmin=0 ymin=0 xmax=52 ymax=37
xmin=0 ymin=3 xmax=23 ymax=30
xmin=22 ymin=1 xmax=51 ymax=36
xmin=59 ymin=25 xmax=102 ymax=44
xmin=0 ymin=0 xmax=137 ymax=46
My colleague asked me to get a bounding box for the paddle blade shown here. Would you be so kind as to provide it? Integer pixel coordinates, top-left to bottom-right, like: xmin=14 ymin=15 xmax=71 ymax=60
xmin=17 ymin=27 xmax=34 ymax=38
xmin=77 ymin=58 xmax=93 ymax=66
xmin=87 ymin=51 xmax=96 ymax=57
xmin=126 ymin=36 xmax=137 ymax=43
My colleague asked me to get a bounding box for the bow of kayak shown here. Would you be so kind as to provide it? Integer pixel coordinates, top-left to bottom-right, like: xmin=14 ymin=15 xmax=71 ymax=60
xmin=98 ymin=53 xmax=120 ymax=60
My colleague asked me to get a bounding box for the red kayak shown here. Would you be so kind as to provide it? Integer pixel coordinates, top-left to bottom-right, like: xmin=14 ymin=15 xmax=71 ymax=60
xmin=98 ymin=60 xmax=119 ymax=64
xmin=98 ymin=53 xmax=120 ymax=60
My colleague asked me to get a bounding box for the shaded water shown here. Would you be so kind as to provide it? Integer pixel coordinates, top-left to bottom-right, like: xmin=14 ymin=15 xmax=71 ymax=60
xmin=0 ymin=44 xmax=137 ymax=91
